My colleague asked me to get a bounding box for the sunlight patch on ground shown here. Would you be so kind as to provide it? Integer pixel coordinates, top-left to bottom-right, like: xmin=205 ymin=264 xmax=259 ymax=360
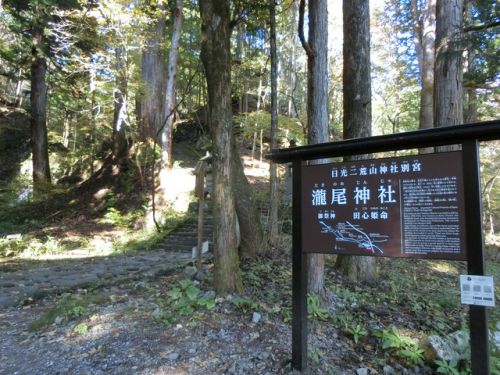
xmin=88 ymin=236 xmax=115 ymax=255
xmin=429 ymin=261 xmax=460 ymax=276
xmin=241 ymin=155 xmax=271 ymax=178
xmin=160 ymin=166 xmax=196 ymax=213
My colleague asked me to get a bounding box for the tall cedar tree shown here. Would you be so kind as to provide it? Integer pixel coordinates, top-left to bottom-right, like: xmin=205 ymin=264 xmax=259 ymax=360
xmin=414 ymin=0 xmax=436 ymax=133
xmin=199 ymin=0 xmax=242 ymax=294
xmin=268 ymin=0 xmax=279 ymax=247
xmin=139 ymin=3 xmax=167 ymax=141
xmin=434 ymin=0 xmax=464 ymax=134
xmin=161 ymin=0 xmax=183 ymax=170
xmin=298 ymin=0 xmax=329 ymax=294
xmin=335 ymin=0 xmax=377 ymax=282
xmin=30 ymin=19 xmax=51 ymax=189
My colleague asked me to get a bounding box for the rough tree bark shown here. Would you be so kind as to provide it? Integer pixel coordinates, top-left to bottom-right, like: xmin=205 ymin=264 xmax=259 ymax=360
xmin=299 ymin=0 xmax=329 ymax=294
xmin=139 ymin=5 xmax=167 ymax=141
xmin=161 ymin=0 xmax=183 ymax=170
xmin=288 ymin=2 xmax=298 ymax=118
xmin=232 ymin=137 xmax=264 ymax=258
xmin=434 ymin=0 xmax=464 ymax=130
xmin=335 ymin=0 xmax=377 ymax=282
xmin=267 ymin=0 xmax=279 ymax=248
xmin=31 ymin=23 xmax=51 ymax=190
xmin=199 ymin=0 xmax=242 ymax=294
xmin=412 ymin=0 xmax=436 ymax=132
xmin=464 ymin=0 xmax=477 ymax=123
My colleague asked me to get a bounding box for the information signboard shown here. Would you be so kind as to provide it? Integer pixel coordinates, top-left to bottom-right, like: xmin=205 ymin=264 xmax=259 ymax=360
xmin=301 ymin=151 xmax=466 ymax=260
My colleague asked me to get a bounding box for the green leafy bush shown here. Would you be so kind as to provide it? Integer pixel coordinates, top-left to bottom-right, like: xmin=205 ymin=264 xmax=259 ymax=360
xmin=231 ymin=295 xmax=260 ymax=313
xmin=307 ymin=293 xmax=330 ymax=320
xmin=344 ymin=323 xmax=368 ymax=344
xmin=1 ymin=236 xmax=64 ymax=258
xmin=377 ymin=326 xmax=424 ymax=366
xmin=0 ymin=238 xmax=25 ymax=257
xmin=156 ymin=279 xmax=215 ymax=326
xmin=73 ymin=323 xmax=89 ymax=336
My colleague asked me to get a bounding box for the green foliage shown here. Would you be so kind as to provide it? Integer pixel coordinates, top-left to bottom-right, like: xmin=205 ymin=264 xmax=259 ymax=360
xmin=99 ymin=206 xmax=144 ymax=229
xmin=24 ymin=236 xmax=64 ymax=256
xmin=344 ymin=323 xmax=368 ymax=344
xmin=434 ymin=359 xmax=467 ymax=375
xmin=434 ymin=293 xmax=458 ymax=310
xmin=73 ymin=322 xmax=89 ymax=336
xmin=155 ymin=279 xmax=215 ymax=326
xmin=308 ymin=346 xmax=324 ymax=364
xmin=330 ymin=284 xmax=364 ymax=306
xmin=0 ymin=236 xmax=64 ymax=258
xmin=377 ymin=326 xmax=424 ymax=366
xmin=231 ymin=295 xmax=260 ymax=313
xmin=307 ymin=293 xmax=329 ymax=321
xmin=492 ymin=355 xmax=500 ymax=375
xmin=236 ymin=110 xmax=306 ymax=146
xmin=281 ymin=308 xmax=292 ymax=323
xmin=0 ymin=238 xmax=25 ymax=257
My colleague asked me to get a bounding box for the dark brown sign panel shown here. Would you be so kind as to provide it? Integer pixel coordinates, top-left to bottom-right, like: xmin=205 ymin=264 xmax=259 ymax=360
xmin=301 ymin=151 xmax=466 ymax=260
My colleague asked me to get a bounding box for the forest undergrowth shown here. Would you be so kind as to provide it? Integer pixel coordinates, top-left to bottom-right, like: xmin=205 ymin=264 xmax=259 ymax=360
xmin=0 ymin=115 xmax=499 ymax=373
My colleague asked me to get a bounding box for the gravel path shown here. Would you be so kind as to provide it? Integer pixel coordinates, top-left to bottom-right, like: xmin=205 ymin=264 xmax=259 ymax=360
xmin=0 ymin=279 xmax=298 ymax=375
xmin=0 ymin=250 xmax=192 ymax=308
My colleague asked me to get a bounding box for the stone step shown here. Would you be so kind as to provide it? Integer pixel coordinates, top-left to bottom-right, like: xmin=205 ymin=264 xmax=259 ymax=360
xmin=171 ymin=231 xmax=213 ymax=237
xmin=162 ymin=243 xmax=214 ymax=253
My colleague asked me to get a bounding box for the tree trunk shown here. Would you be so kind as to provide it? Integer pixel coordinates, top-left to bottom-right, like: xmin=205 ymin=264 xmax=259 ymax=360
xmin=30 ymin=23 xmax=51 ymax=190
xmin=139 ymin=6 xmax=167 ymax=141
xmin=161 ymin=0 xmax=183 ymax=171
xmin=464 ymin=0 xmax=477 ymax=124
xmin=483 ymin=175 xmax=498 ymax=235
xmin=267 ymin=0 xmax=279 ymax=248
xmin=299 ymin=0 xmax=329 ymax=294
xmin=112 ymin=87 xmax=128 ymax=160
xmin=199 ymin=0 xmax=241 ymax=294
xmin=256 ymin=75 xmax=263 ymax=111
xmin=62 ymin=112 xmax=70 ymax=148
xmin=415 ymin=0 xmax=436 ymax=132
xmin=232 ymin=137 xmax=264 ymax=258
xmin=336 ymin=0 xmax=377 ymax=283
xmin=288 ymin=2 xmax=298 ymax=118
xmin=89 ymin=66 xmax=97 ymax=174
xmin=112 ymin=47 xmax=128 ymax=162
xmin=14 ymin=68 xmax=23 ymax=108
xmin=434 ymin=0 xmax=464 ymax=130
xmin=236 ymin=23 xmax=245 ymax=114
xmin=259 ymin=128 xmax=263 ymax=167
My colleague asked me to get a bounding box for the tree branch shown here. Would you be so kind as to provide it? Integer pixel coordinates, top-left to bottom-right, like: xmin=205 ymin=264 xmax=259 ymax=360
xmin=464 ymin=20 xmax=500 ymax=33
xmin=298 ymin=0 xmax=314 ymax=58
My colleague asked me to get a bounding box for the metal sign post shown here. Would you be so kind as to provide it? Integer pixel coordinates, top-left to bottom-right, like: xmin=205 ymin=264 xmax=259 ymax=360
xmin=462 ymin=140 xmax=489 ymax=374
xmin=292 ymin=160 xmax=307 ymax=371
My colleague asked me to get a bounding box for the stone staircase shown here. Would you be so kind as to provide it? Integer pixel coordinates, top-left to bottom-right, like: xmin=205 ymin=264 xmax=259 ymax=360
xmin=158 ymin=200 xmax=271 ymax=256
xmin=160 ymin=210 xmax=214 ymax=254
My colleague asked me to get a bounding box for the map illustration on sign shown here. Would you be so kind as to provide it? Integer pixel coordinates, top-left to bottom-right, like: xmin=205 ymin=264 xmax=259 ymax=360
xmin=301 ymin=151 xmax=466 ymax=260
xmin=318 ymin=220 xmax=386 ymax=254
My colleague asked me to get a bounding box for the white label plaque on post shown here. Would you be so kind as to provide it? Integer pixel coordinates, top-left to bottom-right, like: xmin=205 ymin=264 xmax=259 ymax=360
xmin=460 ymin=275 xmax=495 ymax=307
